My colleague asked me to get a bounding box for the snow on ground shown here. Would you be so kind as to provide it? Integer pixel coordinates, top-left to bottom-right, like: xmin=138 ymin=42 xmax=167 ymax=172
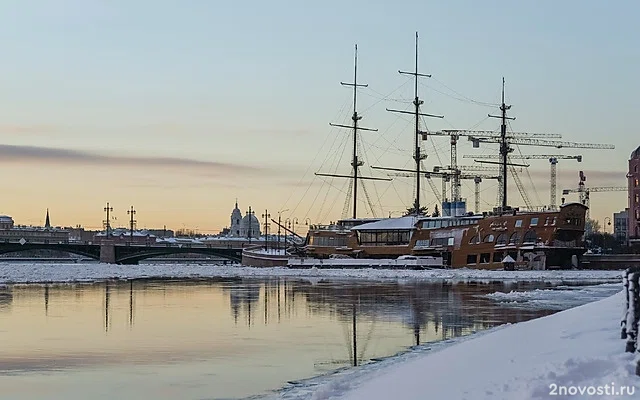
xmin=0 ymin=262 xmax=624 ymax=284
xmin=264 ymin=289 xmax=637 ymax=400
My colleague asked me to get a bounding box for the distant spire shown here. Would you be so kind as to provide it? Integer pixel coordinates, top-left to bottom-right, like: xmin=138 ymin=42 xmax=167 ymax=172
xmin=45 ymin=208 xmax=50 ymax=229
xmin=235 ymin=198 xmax=238 ymax=209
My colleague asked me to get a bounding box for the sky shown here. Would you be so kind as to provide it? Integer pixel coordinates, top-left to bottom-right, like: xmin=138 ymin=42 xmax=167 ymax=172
xmin=0 ymin=0 xmax=638 ymax=233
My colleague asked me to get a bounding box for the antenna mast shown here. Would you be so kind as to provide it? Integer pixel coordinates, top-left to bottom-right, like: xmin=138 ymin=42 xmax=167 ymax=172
xmin=315 ymin=44 xmax=390 ymax=219
xmin=488 ymin=78 xmax=516 ymax=209
xmin=386 ymin=32 xmax=444 ymax=215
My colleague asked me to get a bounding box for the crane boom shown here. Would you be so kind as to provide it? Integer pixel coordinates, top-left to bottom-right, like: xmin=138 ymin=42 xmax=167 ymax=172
xmin=465 ymin=154 xmax=583 ymax=161
xmin=469 ymin=136 xmax=615 ymax=150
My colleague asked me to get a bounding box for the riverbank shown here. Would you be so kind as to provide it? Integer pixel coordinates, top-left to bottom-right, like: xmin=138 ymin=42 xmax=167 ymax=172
xmin=270 ymin=289 xmax=636 ymax=400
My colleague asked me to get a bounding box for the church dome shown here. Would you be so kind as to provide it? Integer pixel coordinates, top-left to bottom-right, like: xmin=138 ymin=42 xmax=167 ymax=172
xmin=242 ymin=214 xmax=260 ymax=225
xmin=631 ymin=145 xmax=640 ymax=160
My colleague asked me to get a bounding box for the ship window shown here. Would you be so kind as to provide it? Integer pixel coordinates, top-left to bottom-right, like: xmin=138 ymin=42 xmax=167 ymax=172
xmin=479 ymin=253 xmax=490 ymax=263
xmin=509 ymin=232 xmax=521 ymax=245
xmin=469 ymin=235 xmax=479 ymax=244
xmin=530 ymin=217 xmax=539 ymax=227
xmin=515 ymin=220 xmax=523 ymax=228
xmin=496 ymin=233 xmax=507 ymax=245
xmin=448 ymin=237 xmax=455 ymax=246
xmin=483 ymin=234 xmax=495 ymax=243
xmin=493 ymin=252 xmax=503 ymax=262
xmin=552 ymin=217 xmax=557 ymax=226
xmin=636 ymin=178 xmax=639 ymax=187
xmin=523 ymin=230 xmax=537 ymax=243
xmin=467 ymin=254 xmax=477 ymax=264
xmin=635 ymin=194 xmax=639 ymax=204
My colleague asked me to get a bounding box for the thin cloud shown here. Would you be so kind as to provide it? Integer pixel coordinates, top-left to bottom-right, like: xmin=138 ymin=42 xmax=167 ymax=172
xmin=0 ymin=144 xmax=274 ymax=175
xmin=0 ymin=125 xmax=57 ymax=135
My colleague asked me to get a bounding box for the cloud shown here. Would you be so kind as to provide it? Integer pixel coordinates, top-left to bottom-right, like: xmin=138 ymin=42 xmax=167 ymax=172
xmin=0 ymin=125 xmax=57 ymax=135
xmin=0 ymin=144 xmax=274 ymax=176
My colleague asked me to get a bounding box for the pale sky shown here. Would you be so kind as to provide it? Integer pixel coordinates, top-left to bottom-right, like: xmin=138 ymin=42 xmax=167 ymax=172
xmin=0 ymin=1 xmax=637 ymax=233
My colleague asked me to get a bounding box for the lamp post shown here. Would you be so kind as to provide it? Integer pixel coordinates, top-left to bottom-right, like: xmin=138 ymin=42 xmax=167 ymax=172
xmin=262 ymin=209 xmax=271 ymax=251
xmin=604 ymin=216 xmax=612 ymax=234
xmin=277 ymin=209 xmax=289 ymax=252
xmin=290 ymin=217 xmax=299 ymax=242
xmin=247 ymin=206 xmax=254 ymax=243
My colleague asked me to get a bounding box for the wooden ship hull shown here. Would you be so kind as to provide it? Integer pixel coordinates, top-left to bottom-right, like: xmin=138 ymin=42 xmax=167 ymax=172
xmin=303 ymin=203 xmax=588 ymax=270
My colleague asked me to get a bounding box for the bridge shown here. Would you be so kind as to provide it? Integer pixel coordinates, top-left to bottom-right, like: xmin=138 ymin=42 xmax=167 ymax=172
xmin=0 ymin=241 xmax=244 ymax=265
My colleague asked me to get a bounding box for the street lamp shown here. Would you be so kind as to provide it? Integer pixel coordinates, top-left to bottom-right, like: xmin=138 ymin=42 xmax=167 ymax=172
xmin=277 ymin=209 xmax=289 ymax=252
xmin=262 ymin=210 xmax=271 ymax=251
xmin=247 ymin=206 xmax=254 ymax=243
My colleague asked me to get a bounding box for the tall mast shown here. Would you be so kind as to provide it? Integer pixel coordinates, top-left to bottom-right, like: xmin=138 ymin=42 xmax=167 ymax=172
xmin=385 ymin=32 xmax=443 ymax=215
xmin=315 ymin=45 xmax=390 ymax=219
xmin=349 ymin=45 xmax=364 ymax=219
xmin=489 ymin=77 xmax=515 ymax=209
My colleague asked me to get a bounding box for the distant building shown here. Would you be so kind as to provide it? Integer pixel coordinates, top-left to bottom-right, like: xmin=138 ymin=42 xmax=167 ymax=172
xmin=629 ymin=146 xmax=640 ymax=249
xmin=228 ymin=200 xmax=261 ymax=238
xmin=614 ymin=209 xmax=629 ymax=243
xmin=93 ymin=228 xmax=156 ymax=245
xmin=0 ymin=215 xmax=14 ymax=230
xmin=0 ymin=211 xmax=69 ymax=243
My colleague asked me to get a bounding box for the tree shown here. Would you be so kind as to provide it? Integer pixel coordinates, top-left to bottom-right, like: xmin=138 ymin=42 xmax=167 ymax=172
xmin=585 ymin=218 xmax=601 ymax=235
xmin=404 ymin=205 xmax=428 ymax=216
xmin=431 ymin=204 xmax=440 ymax=217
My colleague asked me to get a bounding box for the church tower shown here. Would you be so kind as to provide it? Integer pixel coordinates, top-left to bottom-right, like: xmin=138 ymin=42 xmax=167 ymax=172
xmin=45 ymin=208 xmax=51 ymax=229
xmin=230 ymin=199 xmax=242 ymax=237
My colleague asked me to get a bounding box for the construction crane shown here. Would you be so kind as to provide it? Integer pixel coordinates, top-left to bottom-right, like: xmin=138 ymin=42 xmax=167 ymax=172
xmin=424 ymin=129 xmax=547 ymax=205
xmin=465 ymin=154 xmax=583 ymax=209
xmin=388 ymin=170 xmax=499 ymax=215
xmin=561 ymin=171 xmax=626 ymax=219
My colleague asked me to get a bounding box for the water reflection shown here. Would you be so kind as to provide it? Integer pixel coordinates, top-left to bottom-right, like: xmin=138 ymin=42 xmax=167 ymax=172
xmin=0 ymin=278 xmax=605 ymax=399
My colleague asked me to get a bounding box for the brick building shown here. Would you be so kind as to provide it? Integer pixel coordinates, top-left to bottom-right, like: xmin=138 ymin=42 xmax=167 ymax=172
xmin=629 ymin=146 xmax=640 ymax=250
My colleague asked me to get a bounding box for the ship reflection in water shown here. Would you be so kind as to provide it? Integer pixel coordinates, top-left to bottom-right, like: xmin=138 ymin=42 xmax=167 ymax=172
xmin=0 ymin=278 xmax=609 ymax=399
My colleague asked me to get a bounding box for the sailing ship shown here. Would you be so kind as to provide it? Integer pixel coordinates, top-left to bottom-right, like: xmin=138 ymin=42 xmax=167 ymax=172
xmin=247 ymin=33 xmax=602 ymax=270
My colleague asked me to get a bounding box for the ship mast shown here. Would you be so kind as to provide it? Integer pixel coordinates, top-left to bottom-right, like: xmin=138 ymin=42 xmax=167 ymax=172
xmin=488 ymin=78 xmax=515 ymax=209
xmin=379 ymin=32 xmax=444 ymax=215
xmin=315 ymin=45 xmax=390 ymax=219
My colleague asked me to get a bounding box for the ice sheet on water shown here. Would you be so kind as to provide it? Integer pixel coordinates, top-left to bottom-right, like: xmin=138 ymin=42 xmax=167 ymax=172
xmin=483 ymin=282 xmax=622 ymax=310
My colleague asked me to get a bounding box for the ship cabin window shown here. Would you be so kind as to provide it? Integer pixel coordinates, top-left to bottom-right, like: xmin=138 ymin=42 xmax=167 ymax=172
xmin=469 ymin=235 xmax=480 ymax=244
xmin=530 ymin=217 xmax=539 ymax=227
xmin=565 ymin=217 xmax=582 ymax=226
xmin=309 ymin=236 xmax=348 ymax=247
xmin=523 ymin=230 xmax=537 ymax=244
xmin=635 ymin=194 xmax=639 ymax=204
xmin=552 ymin=217 xmax=557 ymax=226
xmin=495 ymin=233 xmax=507 ymax=245
xmin=467 ymin=254 xmax=477 ymax=264
xmin=479 ymin=253 xmax=490 ymax=263
xmin=358 ymin=230 xmax=411 ymax=246
xmin=509 ymin=232 xmax=521 ymax=245
xmin=483 ymin=234 xmax=495 ymax=243
xmin=636 ymin=178 xmax=639 ymax=187
xmin=515 ymin=220 xmax=523 ymax=228
xmin=493 ymin=252 xmax=503 ymax=263
xmin=430 ymin=237 xmax=455 ymax=247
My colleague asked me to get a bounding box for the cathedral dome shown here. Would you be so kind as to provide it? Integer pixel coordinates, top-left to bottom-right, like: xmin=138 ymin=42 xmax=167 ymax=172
xmin=242 ymin=214 xmax=260 ymax=225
